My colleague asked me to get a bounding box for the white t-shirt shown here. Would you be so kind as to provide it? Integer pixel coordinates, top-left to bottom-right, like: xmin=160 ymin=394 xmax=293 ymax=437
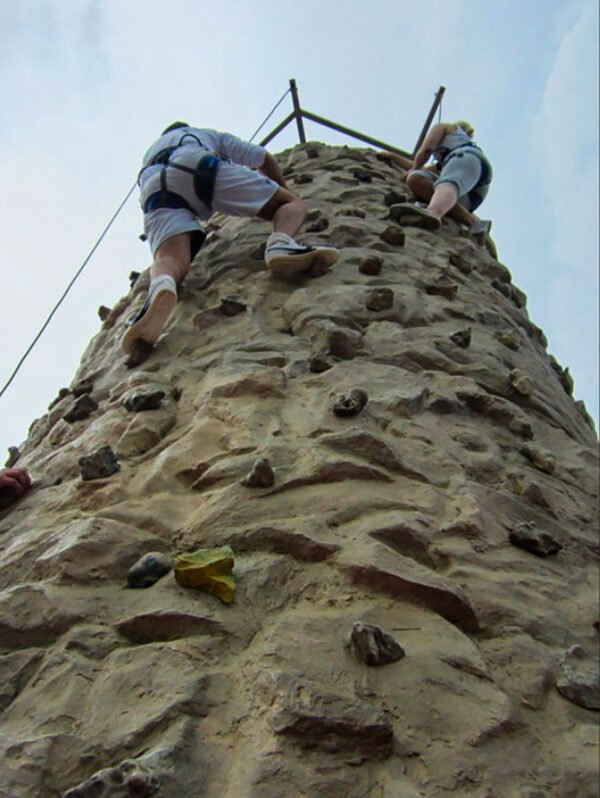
xmin=141 ymin=126 xmax=267 ymax=174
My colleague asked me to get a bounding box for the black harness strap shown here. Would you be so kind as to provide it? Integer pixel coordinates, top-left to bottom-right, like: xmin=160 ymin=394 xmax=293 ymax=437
xmin=139 ymin=135 xmax=221 ymax=210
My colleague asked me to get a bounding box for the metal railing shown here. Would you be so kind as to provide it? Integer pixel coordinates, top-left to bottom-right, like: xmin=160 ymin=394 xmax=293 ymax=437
xmin=259 ymin=79 xmax=445 ymax=162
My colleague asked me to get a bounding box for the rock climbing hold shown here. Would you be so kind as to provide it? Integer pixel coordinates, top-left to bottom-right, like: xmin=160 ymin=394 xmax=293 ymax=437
xmin=509 ymin=523 xmax=562 ymax=557
xmin=510 ymin=369 xmax=535 ymax=397
xmin=79 ymin=445 xmax=120 ymax=481
xmin=450 ymin=328 xmax=472 ymax=348
xmin=366 ymin=288 xmax=394 ymax=312
xmin=384 ymin=190 xmax=408 ymax=207
xmin=352 ymin=169 xmax=373 ymax=183
xmin=220 ymin=295 xmax=247 ymax=317
xmin=379 ymin=226 xmax=406 ymax=246
xmin=5 ymin=445 xmax=21 ymax=468
xmin=174 ymin=545 xmax=236 ymax=604
xmin=359 ymin=256 xmax=383 ymax=276
xmin=333 ymin=388 xmax=368 ymax=417
xmin=556 ymin=647 xmax=600 ymax=710
xmin=127 ymin=552 xmax=173 ymax=588
xmin=64 ymin=394 xmax=99 ymax=423
xmin=425 ymin=276 xmax=458 ymax=300
xmin=123 ymin=389 xmax=165 ymax=412
xmin=495 ymin=329 xmax=522 ymax=350
xmin=241 ymin=457 xmax=275 ymax=488
xmin=349 ymin=622 xmax=406 ymax=666
xmin=310 ymin=353 xmax=333 ymax=373
xmin=125 ymin=339 xmax=154 ymax=369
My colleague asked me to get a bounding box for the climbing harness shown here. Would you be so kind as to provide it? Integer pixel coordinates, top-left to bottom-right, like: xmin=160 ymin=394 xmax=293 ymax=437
xmin=139 ymin=132 xmax=221 ymax=212
xmin=435 ymin=141 xmax=493 ymax=211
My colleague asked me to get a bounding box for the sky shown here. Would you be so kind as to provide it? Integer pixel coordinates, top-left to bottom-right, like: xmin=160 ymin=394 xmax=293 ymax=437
xmin=0 ymin=0 xmax=598 ymax=461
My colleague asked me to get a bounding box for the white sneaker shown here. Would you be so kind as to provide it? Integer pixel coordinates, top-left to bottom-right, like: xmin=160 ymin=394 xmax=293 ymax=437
xmin=121 ymin=278 xmax=178 ymax=354
xmin=265 ymin=233 xmax=340 ymax=274
xmin=468 ymin=219 xmax=492 ymax=237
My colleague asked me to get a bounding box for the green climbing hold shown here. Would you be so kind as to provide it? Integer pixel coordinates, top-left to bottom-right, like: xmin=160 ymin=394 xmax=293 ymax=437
xmin=173 ymin=545 xmax=236 ymax=604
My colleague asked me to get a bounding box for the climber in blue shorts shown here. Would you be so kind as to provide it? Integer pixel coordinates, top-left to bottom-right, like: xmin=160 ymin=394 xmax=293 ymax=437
xmin=391 ymin=120 xmax=493 ymax=239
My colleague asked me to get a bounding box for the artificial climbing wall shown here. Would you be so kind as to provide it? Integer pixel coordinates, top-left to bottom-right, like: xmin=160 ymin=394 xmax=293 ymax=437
xmin=1 ymin=143 xmax=598 ymax=798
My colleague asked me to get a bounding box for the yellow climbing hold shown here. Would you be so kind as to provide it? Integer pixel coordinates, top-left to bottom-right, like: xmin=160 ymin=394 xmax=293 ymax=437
xmin=173 ymin=545 xmax=236 ymax=604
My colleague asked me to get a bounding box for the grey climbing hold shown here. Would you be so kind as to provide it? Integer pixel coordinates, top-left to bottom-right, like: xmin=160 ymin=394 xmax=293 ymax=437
xmin=127 ymin=552 xmax=173 ymax=588
xmin=510 ymin=368 xmax=535 ymax=397
xmin=220 ymin=295 xmax=247 ymax=317
xmin=366 ymin=288 xmax=394 ymax=312
xmin=425 ymin=276 xmax=458 ymax=300
xmin=359 ymin=256 xmax=383 ymax=276
xmin=64 ymin=394 xmax=99 ymax=423
xmin=556 ymin=648 xmax=600 ymax=710
xmin=129 ymin=271 xmax=141 ymax=288
xmin=350 ymin=622 xmax=406 ymax=666
xmin=5 ymin=446 xmax=20 ymax=468
xmin=241 ymin=457 xmax=274 ymax=488
xmin=333 ymin=388 xmax=369 ymax=417
xmin=450 ymin=328 xmax=472 ymax=348
xmin=79 ymin=445 xmax=120 ymax=481
xmin=123 ymin=389 xmax=166 ymax=412
xmin=98 ymin=305 xmax=111 ymax=321
xmin=495 ymin=329 xmax=522 ymax=350
xmin=509 ymin=523 xmax=562 ymax=557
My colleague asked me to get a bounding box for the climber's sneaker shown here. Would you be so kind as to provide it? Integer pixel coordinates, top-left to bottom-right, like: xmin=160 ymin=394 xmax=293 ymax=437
xmin=265 ymin=233 xmax=340 ymax=274
xmin=468 ymin=218 xmax=492 ymax=246
xmin=121 ymin=279 xmax=178 ymax=355
xmin=389 ymin=202 xmax=441 ymax=231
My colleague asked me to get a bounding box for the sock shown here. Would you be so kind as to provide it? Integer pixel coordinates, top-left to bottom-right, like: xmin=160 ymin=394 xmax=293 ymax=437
xmin=149 ymin=274 xmax=177 ymax=296
xmin=267 ymin=232 xmax=295 ymax=247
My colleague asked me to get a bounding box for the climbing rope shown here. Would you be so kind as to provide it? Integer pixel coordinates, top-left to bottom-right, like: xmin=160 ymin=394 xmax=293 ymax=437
xmin=0 ymin=183 xmax=137 ymax=400
xmin=0 ymin=87 xmax=295 ymax=401
xmin=248 ymin=87 xmax=291 ymax=143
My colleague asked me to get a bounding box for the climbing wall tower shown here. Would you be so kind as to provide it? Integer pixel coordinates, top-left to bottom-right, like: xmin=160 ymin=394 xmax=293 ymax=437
xmin=1 ymin=143 xmax=598 ymax=798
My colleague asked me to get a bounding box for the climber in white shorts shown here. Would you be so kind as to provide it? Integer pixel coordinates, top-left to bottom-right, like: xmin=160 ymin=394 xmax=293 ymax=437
xmin=121 ymin=122 xmax=340 ymax=355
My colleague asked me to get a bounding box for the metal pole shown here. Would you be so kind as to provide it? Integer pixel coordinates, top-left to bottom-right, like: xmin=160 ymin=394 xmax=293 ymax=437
xmin=289 ymin=78 xmax=306 ymax=143
xmin=300 ymin=109 xmax=412 ymax=159
xmin=259 ymin=111 xmax=296 ymax=147
xmin=412 ymin=85 xmax=446 ymax=156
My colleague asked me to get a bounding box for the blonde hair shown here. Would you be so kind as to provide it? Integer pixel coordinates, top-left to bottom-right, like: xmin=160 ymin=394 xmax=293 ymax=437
xmin=454 ymin=120 xmax=475 ymax=137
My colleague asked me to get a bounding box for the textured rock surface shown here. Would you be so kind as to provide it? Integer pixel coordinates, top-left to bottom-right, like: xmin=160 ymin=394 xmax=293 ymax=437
xmin=1 ymin=143 xmax=598 ymax=798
